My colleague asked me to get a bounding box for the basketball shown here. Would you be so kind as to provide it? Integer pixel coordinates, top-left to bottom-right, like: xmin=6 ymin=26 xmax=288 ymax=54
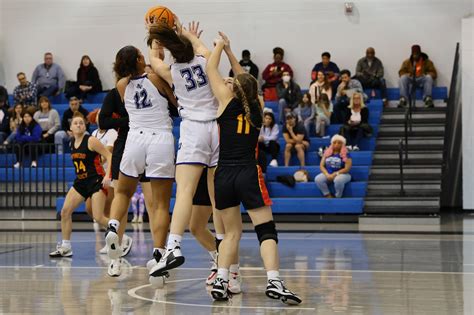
xmin=145 ymin=6 xmax=175 ymax=28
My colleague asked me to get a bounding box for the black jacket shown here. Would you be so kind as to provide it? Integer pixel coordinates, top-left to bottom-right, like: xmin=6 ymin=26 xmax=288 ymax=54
xmin=62 ymin=106 xmax=90 ymax=132
xmin=76 ymin=66 xmax=102 ymax=93
xmin=229 ymin=60 xmax=259 ymax=79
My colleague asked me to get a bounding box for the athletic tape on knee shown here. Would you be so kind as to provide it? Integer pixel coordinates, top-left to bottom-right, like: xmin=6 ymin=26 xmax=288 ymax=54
xmin=255 ymin=221 xmax=278 ymax=245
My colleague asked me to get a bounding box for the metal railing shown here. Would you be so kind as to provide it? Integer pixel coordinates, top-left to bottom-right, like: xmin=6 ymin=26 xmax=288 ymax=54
xmin=0 ymin=143 xmax=68 ymax=209
xmin=398 ymin=139 xmax=405 ymax=195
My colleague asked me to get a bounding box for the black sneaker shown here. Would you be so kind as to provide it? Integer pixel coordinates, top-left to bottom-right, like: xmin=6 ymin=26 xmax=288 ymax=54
xmin=265 ymin=279 xmax=302 ymax=305
xmin=211 ymin=277 xmax=229 ymax=301
xmin=149 ymin=246 xmax=185 ymax=277
xmin=105 ymin=226 xmax=121 ymax=260
xmin=424 ymin=96 xmax=434 ymax=108
xmin=397 ymin=97 xmax=407 ymax=108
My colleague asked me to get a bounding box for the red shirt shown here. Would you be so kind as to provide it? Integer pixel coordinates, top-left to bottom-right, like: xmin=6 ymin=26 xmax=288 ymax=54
xmin=262 ymin=62 xmax=294 ymax=87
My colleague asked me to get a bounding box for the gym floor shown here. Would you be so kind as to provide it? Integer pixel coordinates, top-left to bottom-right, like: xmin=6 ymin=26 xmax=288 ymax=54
xmin=0 ymin=214 xmax=472 ymax=314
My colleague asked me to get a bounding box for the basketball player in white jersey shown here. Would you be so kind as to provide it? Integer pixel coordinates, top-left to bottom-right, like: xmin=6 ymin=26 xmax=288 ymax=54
xmin=104 ymin=45 xmax=177 ymax=277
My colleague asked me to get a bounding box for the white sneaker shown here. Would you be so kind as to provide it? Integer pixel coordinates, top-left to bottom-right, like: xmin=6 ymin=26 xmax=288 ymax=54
xmin=131 ymin=215 xmax=138 ymax=223
xmin=206 ymin=259 xmax=218 ymax=286
xmin=49 ymin=244 xmax=73 ymax=257
xmin=99 ymin=245 xmax=108 ymax=255
xmin=269 ymin=159 xmax=278 ymax=167
xmin=149 ymin=246 xmax=184 ymax=277
xmin=120 ymin=234 xmax=133 ymax=257
xmin=146 ymin=249 xmax=163 ymax=271
xmin=265 ymin=279 xmax=302 ymax=305
xmin=352 ymin=145 xmax=360 ymax=151
xmin=347 ymin=145 xmax=353 ymax=151
xmin=13 ymin=162 xmax=20 ymax=169
xmin=211 ymin=278 xmax=229 ymax=301
xmin=108 ymin=258 xmax=122 ymax=277
xmin=105 ymin=226 xmax=121 ymax=259
xmin=137 ymin=215 xmax=143 ymax=223
xmin=228 ymin=271 xmax=242 ymax=294
xmin=31 ymin=161 xmax=37 ymax=168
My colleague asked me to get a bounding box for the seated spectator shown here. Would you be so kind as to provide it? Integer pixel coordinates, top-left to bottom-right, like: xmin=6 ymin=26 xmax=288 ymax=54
xmin=354 ymin=47 xmax=388 ymax=106
xmin=309 ymin=71 xmax=332 ymax=104
xmin=229 ymin=50 xmax=259 ymax=79
xmin=0 ymin=98 xmax=9 ymax=144
xmin=258 ymin=111 xmax=280 ymax=170
xmin=283 ymin=113 xmax=310 ymax=167
xmin=276 ymin=71 xmax=302 ymax=123
xmin=311 ymin=52 xmax=340 ymax=91
xmin=32 ymin=52 xmax=66 ymax=97
xmin=294 ymin=92 xmax=315 ymax=137
xmin=13 ymin=72 xmax=38 ymax=107
xmin=315 ymin=135 xmax=352 ymax=198
xmin=54 ymin=97 xmax=89 ymax=154
xmin=65 ymin=55 xmax=103 ymax=100
xmin=315 ymin=93 xmax=333 ymax=138
xmin=0 ymin=85 xmax=9 ymax=107
xmin=398 ymin=44 xmax=437 ymax=108
xmin=339 ymin=92 xmax=372 ymax=151
xmin=334 ymin=69 xmax=364 ymax=124
xmin=262 ymin=47 xmax=293 ymax=100
xmin=14 ymin=109 xmax=42 ymax=168
xmin=4 ymin=104 xmax=23 ymax=145
xmin=33 ymin=96 xmax=60 ymax=146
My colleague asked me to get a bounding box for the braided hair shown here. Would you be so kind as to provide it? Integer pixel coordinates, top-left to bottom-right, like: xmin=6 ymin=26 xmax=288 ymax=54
xmin=233 ymin=73 xmax=262 ymax=128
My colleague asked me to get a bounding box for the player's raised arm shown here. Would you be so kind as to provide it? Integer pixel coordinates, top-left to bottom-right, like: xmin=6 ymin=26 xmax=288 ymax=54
xmin=180 ymin=20 xmax=211 ymax=59
xmin=147 ymin=38 xmax=173 ymax=87
xmin=219 ymin=32 xmax=244 ymax=76
xmin=206 ymin=37 xmax=233 ymax=112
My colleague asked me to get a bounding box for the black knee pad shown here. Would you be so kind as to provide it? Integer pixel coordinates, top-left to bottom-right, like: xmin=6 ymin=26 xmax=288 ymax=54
xmin=255 ymin=221 xmax=278 ymax=245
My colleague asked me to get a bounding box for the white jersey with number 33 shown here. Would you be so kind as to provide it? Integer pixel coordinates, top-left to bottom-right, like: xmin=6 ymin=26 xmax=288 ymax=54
xmin=170 ymin=55 xmax=219 ymax=122
xmin=124 ymin=74 xmax=172 ymax=131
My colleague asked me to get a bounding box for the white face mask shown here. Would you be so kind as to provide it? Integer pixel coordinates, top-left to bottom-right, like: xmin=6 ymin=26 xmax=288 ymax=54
xmin=282 ymin=75 xmax=291 ymax=83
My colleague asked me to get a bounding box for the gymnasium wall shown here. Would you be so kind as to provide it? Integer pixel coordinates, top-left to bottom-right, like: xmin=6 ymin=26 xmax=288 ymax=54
xmin=1 ymin=0 xmax=472 ymax=91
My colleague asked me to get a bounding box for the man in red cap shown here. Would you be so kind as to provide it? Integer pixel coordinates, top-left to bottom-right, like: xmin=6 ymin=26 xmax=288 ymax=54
xmin=398 ymin=44 xmax=437 ymax=108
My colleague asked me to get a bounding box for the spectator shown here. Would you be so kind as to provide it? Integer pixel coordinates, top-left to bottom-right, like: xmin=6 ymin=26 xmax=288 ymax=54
xmin=398 ymin=44 xmax=437 ymax=108
xmin=276 ymin=71 xmax=302 ymax=123
xmin=54 ymin=97 xmax=89 ymax=154
xmin=283 ymin=112 xmax=310 ymax=167
xmin=4 ymin=104 xmax=23 ymax=145
xmin=0 ymin=98 xmax=9 ymax=144
xmin=229 ymin=50 xmax=259 ymax=79
xmin=31 ymin=52 xmax=66 ymax=97
xmin=340 ymin=92 xmax=372 ymax=151
xmin=65 ymin=55 xmax=103 ymax=100
xmin=294 ymin=92 xmax=315 ymax=137
xmin=309 ymin=71 xmax=333 ymax=104
xmin=311 ymin=52 xmax=340 ymax=91
xmin=315 ymin=93 xmax=333 ymax=138
xmin=262 ymin=47 xmax=294 ymax=99
xmin=258 ymin=111 xmax=280 ymax=170
xmin=0 ymin=85 xmax=9 ymax=107
xmin=315 ymin=135 xmax=352 ymax=198
xmin=13 ymin=109 xmax=42 ymax=168
xmin=33 ymin=96 xmax=60 ymax=146
xmin=13 ymin=72 xmax=38 ymax=107
xmin=354 ymin=47 xmax=388 ymax=106
xmin=334 ymin=69 xmax=364 ymax=124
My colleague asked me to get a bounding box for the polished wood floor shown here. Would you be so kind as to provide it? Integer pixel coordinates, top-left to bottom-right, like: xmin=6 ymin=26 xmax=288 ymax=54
xmin=0 ymin=220 xmax=472 ymax=314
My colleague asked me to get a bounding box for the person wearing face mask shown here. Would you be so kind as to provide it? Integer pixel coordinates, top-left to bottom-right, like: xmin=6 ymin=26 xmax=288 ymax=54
xmin=276 ymin=71 xmax=302 ymax=124
xmin=398 ymin=44 xmax=437 ymax=108
xmin=354 ymin=47 xmax=388 ymax=106
xmin=262 ymin=47 xmax=294 ymax=100
xmin=229 ymin=50 xmax=259 ymax=79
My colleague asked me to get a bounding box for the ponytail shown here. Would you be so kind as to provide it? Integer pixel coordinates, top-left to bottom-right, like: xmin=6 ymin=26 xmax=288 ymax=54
xmin=147 ymin=24 xmax=194 ymax=63
xmin=234 ymin=74 xmax=262 ymax=128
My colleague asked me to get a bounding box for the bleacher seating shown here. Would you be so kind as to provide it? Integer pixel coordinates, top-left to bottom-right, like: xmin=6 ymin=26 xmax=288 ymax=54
xmin=2 ymin=85 xmax=447 ymax=216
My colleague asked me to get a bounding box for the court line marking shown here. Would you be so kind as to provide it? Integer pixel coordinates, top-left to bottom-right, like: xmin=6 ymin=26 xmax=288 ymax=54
xmin=0 ymin=246 xmax=33 ymax=255
xmin=128 ymin=276 xmax=317 ymax=311
xmin=1 ymin=265 xmax=474 ymax=275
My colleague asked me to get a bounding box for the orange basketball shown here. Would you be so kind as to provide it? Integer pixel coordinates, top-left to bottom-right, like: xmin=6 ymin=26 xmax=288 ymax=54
xmin=145 ymin=6 xmax=175 ymax=28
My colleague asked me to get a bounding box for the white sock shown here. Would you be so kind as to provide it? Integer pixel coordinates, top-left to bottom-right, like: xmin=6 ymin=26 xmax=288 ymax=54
xmin=209 ymin=250 xmax=218 ymax=261
xmin=216 ymin=233 xmax=225 ymax=240
xmin=62 ymin=240 xmax=71 ymax=248
xmin=166 ymin=234 xmax=182 ymax=250
xmin=217 ymin=268 xmax=229 ymax=282
xmin=267 ymin=270 xmax=280 ymax=281
xmin=230 ymin=264 xmax=239 ymax=274
xmin=154 ymin=247 xmax=166 ymax=256
xmin=108 ymin=219 xmax=120 ymax=231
